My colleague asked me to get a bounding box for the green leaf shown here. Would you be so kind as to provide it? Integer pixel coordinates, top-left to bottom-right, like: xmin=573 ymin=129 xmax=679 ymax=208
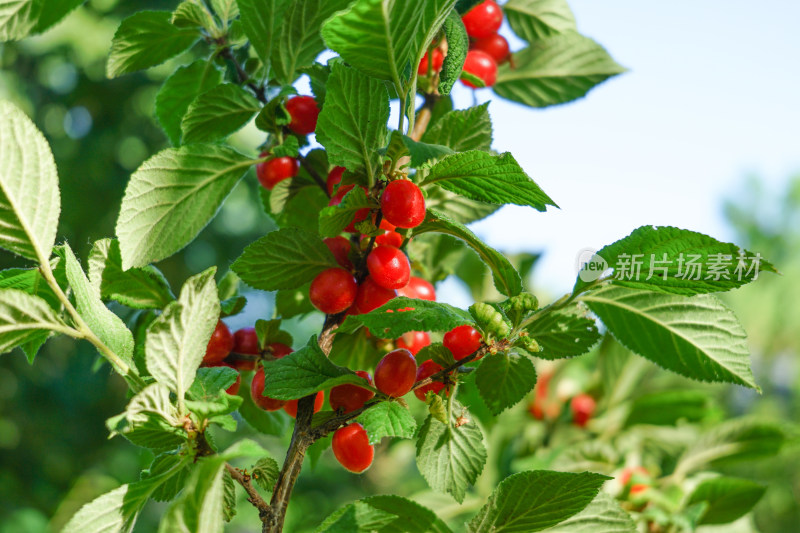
xmin=575 ymin=225 xmax=777 ymax=295
xmin=62 ymin=485 xmax=141 ymax=533
xmin=107 ymin=383 xmax=184 ymax=450
xmin=424 ymin=187 xmax=500 ymax=225
xmin=494 ymin=32 xmax=626 ymax=108
xmin=401 ymin=135 xmax=455 ymax=168
xmin=504 ymin=0 xmax=577 ymax=42
xmin=275 ymin=284 xmax=316 ymax=318
xmin=316 ymin=62 xmax=389 ymax=180
xmin=688 ymin=477 xmax=766 ymax=525
xmin=0 ymin=264 xmax=63 ymax=311
xmin=422 ymin=102 xmax=493 ymax=152
xmin=188 ymin=366 xmax=239 ymax=400
xmin=264 ymin=336 xmax=362 ymax=400
xmin=540 ymin=492 xmax=636 ymax=533
xmin=159 ymin=456 xmax=227 ymax=533
xmin=0 ymin=289 xmax=70 ymax=356
xmin=416 ymin=342 xmax=455 ymax=367
xmin=318 ymin=185 xmax=374 ymax=237
xmin=222 ymin=469 xmax=237 ymax=522
xmin=145 ymin=268 xmax=219 ymax=400
xmin=0 ymin=0 xmax=41 ymax=41
xmin=339 ymin=296 xmax=474 ymax=338
xmin=232 ymin=227 xmax=338 ymax=291
xmin=155 ymin=60 xmax=223 ymax=146
xmin=625 ymin=390 xmax=709 ymax=427
xmin=88 ymin=238 xmax=174 ymax=309
xmin=317 ymin=502 xmax=397 ymax=532
xmin=422 ymin=151 xmax=556 ymax=211
xmin=142 ymin=453 xmax=192 ymax=502
xmin=106 ymin=11 xmax=199 ymax=78
xmin=0 ymin=100 xmax=60 ymax=262
xmin=474 ymin=352 xmax=537 ymax=415
xmin=236 ymin=0 xmax=290 ymax=68
xmin=468 ymin=470 xmax=611 ymax=532
xmin=270 ymin=0 xmax=352 ymax=84
xmin=438 ymin=12 xmax=467 ymax=95
xmin=116 ymin=144 xmax=253 ymax=269
xmin=524 ymin=304 xmax=600 ymax=359
xmin=237 ymin=382 xmax=291 ymax=436
xmin=255 ymin=318 xmax=293 ymax=348
xmin=582 ymin=286 xmax=758 ymax=389
xmin=412 ymin=210 xmax=522 ymax=296
xmin=252 ymin=456 xmax=280 ymax=491
xmin=357 ymin=401 xmax=417 ymax=444
xmin=318 ymin=496 xmax=453 ymax=533
xmin=181 ymin=84 xmax=261 ymax=144
xmin=416 ymin=400 xmax=486 ymax=503
xmin=172 ymin=1 xmax=217 ymax=30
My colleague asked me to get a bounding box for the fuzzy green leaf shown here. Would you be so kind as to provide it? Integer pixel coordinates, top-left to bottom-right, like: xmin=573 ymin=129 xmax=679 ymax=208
xmin=236 ymin=0 xmax=290 ymax=68
xmin=422 ymin=102 xmax=493 ymax=152
xmin=155 ymin=60 xmax=223 ymax=146
xmin=474 ymin=352 xmax=537 ymax=415
xmin=339 ymin=297 xmax=475 ymax=338
xmin=525 ymin=304 xmax=600 ymax=359
xmin=357 ymin=401 xmax=417 ymax=444
xmin=504 ymin=0 xmax=577 ymax=43
xmin=540 ymin=492 xmax=636 ymax=533
xmin=181 ymin=84 xmax=261 ymax=144
xmin=0 ymin=289 xmax=70 ymax=356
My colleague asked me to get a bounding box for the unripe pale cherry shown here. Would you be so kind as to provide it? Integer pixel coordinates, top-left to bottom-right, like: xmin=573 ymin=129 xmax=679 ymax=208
xmin=443 ymin=324 xmax=483 ymax=361
xmin=380 ymin=180 xmax=426 ymax=229
xmin=354 ymin=276 xmax=397 ymax=313
xmin=332 ymin=423 xmax=374 ymax=473
xmin=329 ymin=184 xmax=370 ymax=232
xmin=461 ymin=50 xmax=498 ymax=88
xmin=414 ymin=359 xmax=445 ymax=401
xmin=398 ymin=276 xmax=436 ymax=301
xmin=326 ymin=166 xmax=345 ymax=196
xmin=396 ymin=331 xmax=430 ymax=355
xmin=285 ymin=95 xmax=319 ymax=135
xmin=418 ymin=48 xmax=444 ymax=75
xmin=374 ymin=348 xmax=417 ymax=397
xmin=309 ymin=268 xmax=358 ymax=314
xmin=256 ymin=151 xmax=299 ymax=190
xmin=367 ymin=245 xmax=411 ymax=290
xmin=283 ymin=391 xmax=325 ymax=418
xmin=329 ymin=371 xmax=375 ymax=413
xmin=461 ymin=0 xmax=503 ymax=39
xmin=571 ymin=393 xmax=596 ymax=428
xmin=324 ymin=236 xmax=353 ymax=270
xmin=251 ymin=366 xmax=286 ymax=411
xmin=203 ymin=320 xmax=234 ymax=365
xmin=231 ymin=326 xmax=259 ymax=370
xmin=471 ymin=33 xmax=510 ymax=63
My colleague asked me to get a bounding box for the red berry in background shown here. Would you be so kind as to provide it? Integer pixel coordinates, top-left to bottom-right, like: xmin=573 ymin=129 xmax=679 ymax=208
xmin=267 ymin=342 xmax=293 ymax=359
xmin=283 ymin=391 xmax=325 ymax=418
xmin=397 ymin=331 xmax=430 ymax=355
xmin=324 ymin=236 xmax=353 ymax=270
xmin=330 ymin=371 xmax=375 ymax=413
xmin=367 ymin=245 xmax=411 ymax=290
xmin=354 ymin=276 xmax=397 ymax=313
xmin=285 ymin=95 xmax=319 ymax=135
xmin=374 ymin=348 xmax=417 ymax=397
xmin=251 ymin=366 xmax=286 ymax=411
xmin=332 ymin=423 xmax=374 ymax=473
xmin=256 ymin=152 xmax=299 ymax=190
xmin=380 ymin=180 xmax=426 ymax=229
xmin=203 ymin=320 xmax=233 ymax=365
xmin=619 ymin=466 xmax=649 ymax=487
xmin=443 ymin=324 xmax=482 ymax=361
xmin=413 ymin=359 xmax=445 ymax=401
xmin=326 ymin=166 xmax=345 ymax=196
xmin=329 ymin=184 xmax=370 ymax=232
xmin=571 ymin=393 xmax=596 ymax=428
xmin=418 ymin=48 xmax=444 ymax=75
xmin=230 ymin=327 xmax=259 ymax=370
xmin=472 ymin=33 xmax=510 ymax=63
xmin=309 ymin=268 xmax=358 ymax=314
xmin=398 ymin=276 xmax=436 ymax=301
xmin=462 ymin=0 xmax=503 ymax=39
xmin=461 ymin=50 xmax=498 ymax=88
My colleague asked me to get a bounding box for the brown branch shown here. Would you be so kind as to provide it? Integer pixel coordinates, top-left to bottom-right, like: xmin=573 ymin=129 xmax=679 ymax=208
xmin=226 ymin=464 xmax=270 ymax=526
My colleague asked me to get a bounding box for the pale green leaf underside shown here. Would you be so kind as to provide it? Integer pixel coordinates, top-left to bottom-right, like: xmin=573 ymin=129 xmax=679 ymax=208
xmin=504 ymin=0 xmax=577 ymax=43
xmin=0 ymin=0 xmax=40 ymax=42
xmin=0 ymin=289 xmax=70 ymax=355
xmin=181 ymin=84 xmax=261 ymax=144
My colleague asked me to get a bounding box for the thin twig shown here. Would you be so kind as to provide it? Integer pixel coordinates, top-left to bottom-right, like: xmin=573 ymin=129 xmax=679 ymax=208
xmin=298 ymin=153 xmax=329 ymax=198
xmin=226 ymin=464 xmax=271 ymax=523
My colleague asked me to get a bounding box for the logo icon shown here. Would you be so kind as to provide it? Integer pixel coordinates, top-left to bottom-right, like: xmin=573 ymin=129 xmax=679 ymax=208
xmin=575 ymin=248 xmax=610 ymax=282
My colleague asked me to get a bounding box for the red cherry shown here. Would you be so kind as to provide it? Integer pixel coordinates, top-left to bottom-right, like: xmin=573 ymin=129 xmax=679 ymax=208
xmin=397 ymin=331 xmax=430 ymax=355
xmin=443 ymin=325 xmax=482 ymax=361
xmin=256 ymin=152 xmax=299 ymax=190
xmin=250 ymin=366 xmax=286 ymax=411
xmin=398 ymin=276 xmax=436 ymax=301
xmin=418 ymin=48 xmax=445 ymax=75
xmin=461 ymin=0 xmax=503 ymax=39
xmin=375 ymin=230 xmax=403 ymax=248
xmin=283 ymin=391 xmax=325 ymax=418
xmin=380 ymin=180 xmax=426 ymax=229
xmin=330 ymin=371 xmax=375 ymax=413
xmin=324 ymin=236 xmax=354 ymax=270
xmin=413 ymin=359 xmax=445 ymax=401
xmin=461 ymin=50 xmax=497 ymax=88
xmin=326 ymin=166 xmax=345 ymax=196
xmin=329 ymin=184 xmax=370 ymax=233
xmin=374 ymin=348 xmax=417 ymax=397
xmin=354 ymin=276 xmax=397 ymax=313
xmin=471 ymin=33 xmax=510 ymax=63
xmin=571 ymin=393 xmax=596 ymax=428
xmin=366 ymin=245 xmax=411 ymax=290
xmin=332 ymin=423 xmax=374 ymax=473
xmin=285 ymin=95 xmax=319 ymax=135
xmin=379 ymin=219 xmax=396 ymax=231
xmin=267 ymin=342 xmax=293 ymax=359
xmin=204 ymin=321 xmax=233 ymax=365
xmin=619 ymin=466 xmax=649 ymax=487
xmin=309 ymin=268 xmax=358 ymax=314
xmin=230 ymin=327 xmax=258 ymax=370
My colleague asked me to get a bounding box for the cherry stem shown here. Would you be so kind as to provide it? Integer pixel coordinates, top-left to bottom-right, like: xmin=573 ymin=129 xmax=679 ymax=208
xmin=297 ymin=153 xmax=329 ymax=198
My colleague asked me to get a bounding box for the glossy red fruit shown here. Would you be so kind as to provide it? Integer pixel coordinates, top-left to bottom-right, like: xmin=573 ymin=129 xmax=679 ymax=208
xmin=256 ymin=152 xmax=299 ymax=190
xmin=230 ymin=327 xmax=258 ymax=370
xmin=375 ymin=230 xmax=403 ymax=248
xmin=398 ymin=276 xmax=436 ymax=301
xmin=397 ymin=331 xmax=430 ymax=355
xmin=374 ymin=348 xmax=417 ymax=397
xmin=283 ymin=391 xmax=325 ymax=418
xmin=204 ymin=321 xmax=234 ymax=365
xmin=354 ymin=276 xmax=397 ymax=313
xmin=413 ymin=359 xmax=445 ymax=401
xmin=461 ymin=50 xmax=498 ymax=88
xmin=571 ymin=393 xmax=596 ymax=428
xmin=285 ymin=95 xmax=319 ymax=135
xmin=224 ymin=365 xmax=241 ymax=395
xmin=472 ymin=33 xmax=510 ymax=63
xmin=329 ymin=184 xmax=370 ymax=232
xmin=332 ymin=423 xmax=374 ymax=473
xmin=267 ymin=342 xmax=293 ymax=359
xmin=309 ymin=268 xmax=358 ymax=314
xmin=324 ymin=236 xmax=354 ymax=270
xmin=418 ymin=48 xmax=445 ymax=75
xmin=380 ymin=180 xmax=426 ymax=229
xmin=462 ymin=0 xmax=503 ymax=39
xmin=251 ymin=366 xmax=286 ymax=411
xmin=330 ymin=371 xmax=375 ymax=413
xmin=367 ymin=245 xmax=411 ymax=290
xmin=326 ymin=166 xmax=345 ymax=196
xmin=443 ymin=325 xmax=482 ymax=361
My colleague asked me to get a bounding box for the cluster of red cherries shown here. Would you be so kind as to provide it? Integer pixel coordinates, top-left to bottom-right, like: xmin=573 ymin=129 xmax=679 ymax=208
xmin=528 ymin=370 xmax=598 ymax=428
